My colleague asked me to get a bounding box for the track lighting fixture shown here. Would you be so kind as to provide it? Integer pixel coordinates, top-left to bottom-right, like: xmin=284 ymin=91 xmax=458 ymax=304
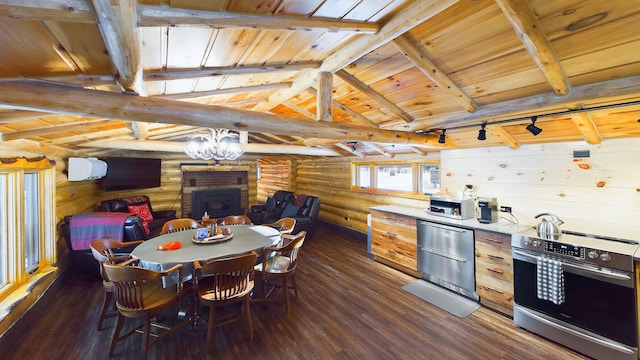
xmin=526 ymin=116 xmax=542 ymax=136
xmin=438 ymin=129 xmax=446 ymax=144
xmin=477 ymin=123 xmax=487 ymax=141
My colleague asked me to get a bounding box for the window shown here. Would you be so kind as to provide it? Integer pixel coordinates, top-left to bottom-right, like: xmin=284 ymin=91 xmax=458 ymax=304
xmin=352 ymin=160 xmax=440 ymax=197
xmin=0 ymin=158 xmax=56 ymax=300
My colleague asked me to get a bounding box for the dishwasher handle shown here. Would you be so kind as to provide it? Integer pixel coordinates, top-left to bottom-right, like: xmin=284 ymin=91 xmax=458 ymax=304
xmin=420 ymin=246 xmax=468 ymax=263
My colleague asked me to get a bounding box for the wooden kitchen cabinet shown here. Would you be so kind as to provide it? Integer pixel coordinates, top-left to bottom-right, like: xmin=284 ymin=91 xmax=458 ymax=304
xmin=474 ymin=229 xmax=514 ymax=316
xmin=370 ymin=209 xmax=419 ymax=276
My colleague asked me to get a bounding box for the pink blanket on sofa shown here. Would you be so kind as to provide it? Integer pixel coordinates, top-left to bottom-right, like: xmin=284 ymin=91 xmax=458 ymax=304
xmin=69 ymin=212 xmax=129 ymax=250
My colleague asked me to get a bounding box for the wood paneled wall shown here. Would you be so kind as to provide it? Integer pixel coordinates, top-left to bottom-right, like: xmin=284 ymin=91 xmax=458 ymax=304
xmin=441 ymin=138 xmax=640 ymax=236
xmin=255 ymin=159 xmax=292 ymax=203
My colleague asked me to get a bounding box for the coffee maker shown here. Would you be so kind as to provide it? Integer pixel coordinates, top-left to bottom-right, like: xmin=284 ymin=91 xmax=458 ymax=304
xmin=477 ymin=197 xmax=498 ymax=223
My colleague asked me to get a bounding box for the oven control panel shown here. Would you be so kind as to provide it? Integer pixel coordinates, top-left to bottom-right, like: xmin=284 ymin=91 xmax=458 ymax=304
xmin=544 ymin=241 xmax=584 ymax=258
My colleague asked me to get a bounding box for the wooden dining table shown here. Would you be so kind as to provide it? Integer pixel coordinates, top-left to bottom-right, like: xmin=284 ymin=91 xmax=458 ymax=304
xmin=131 ymin=225 xmax=281 ymax=285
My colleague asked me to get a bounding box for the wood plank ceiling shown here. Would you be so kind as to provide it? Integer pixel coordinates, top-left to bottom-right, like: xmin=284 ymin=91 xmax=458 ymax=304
xmin=0 ymin=0 xmax=638 ymax=160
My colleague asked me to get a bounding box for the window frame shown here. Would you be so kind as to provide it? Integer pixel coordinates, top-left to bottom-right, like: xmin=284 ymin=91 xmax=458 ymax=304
xmin=0 ymin=158 xmax=56 ymax=301
xmin=351 ymin=160 xmax=440 ymax=199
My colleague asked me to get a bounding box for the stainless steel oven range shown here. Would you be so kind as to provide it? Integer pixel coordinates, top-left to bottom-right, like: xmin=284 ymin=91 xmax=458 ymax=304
xmin=512 ymin=228 xmax=639 ymax=360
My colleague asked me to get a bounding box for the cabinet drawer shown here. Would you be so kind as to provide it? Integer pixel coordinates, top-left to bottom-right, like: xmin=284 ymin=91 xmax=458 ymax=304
xmin=475 ymin=242 xmax=513 ymax=268
xmin=477 ymin=282 xmax=514 ymax=310
xmin=370 ymin=228 xmax=417 ymax=269
xmin=475 ymin=229 xmax=511 ymax=252
xmin=371 ymin=210 xmax=417 ymax=229
xmin=476 ymin=258 xmax=514 ymax=284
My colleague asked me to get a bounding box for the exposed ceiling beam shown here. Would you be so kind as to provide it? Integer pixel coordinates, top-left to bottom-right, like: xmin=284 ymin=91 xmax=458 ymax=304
xmin=336 ymin=69 xmax=413 ymax=123
xmin=365 ymin=142 xmax=394 ymax=158
xmin=144 ymin=62 xmax=321 ymax=82
xmin=388 ymin=75 xmax=640 ymax=132
xmin=0 ymin=79 xmax=444 ymax=147
xmin=90 ymin=0 xmax=145 ymax=95
xmin=158 ymin=83 xmax=292 ymax=100
xmin=392 ymin=33 xmax=477 ymax=113
xmin=317 ymin=72 xmax=333 ymax=122
xmin=495 ymin=0 xmax=570 ymax=96
xmin=80 ymin=139 xmax=342 ymax=156
xmin=335 ymin=142 xmax=365 ymax=158
xmin=137 ymin=4 xmax=380 ymax=33
xmin=282 ymin=101 xmax=316 ymax=120
xmin=1 ymin=119 xmax=113 ymax=141
xmin=486 ymin=124 xmax=519 ymax=149
xmin=0 ymin=110 xmax=59 ymax=123
xmin=306 ymin=87 xmax=377 ymax=127
xmin=257 ymin=0 xmax=459 ymax=111
xmin=0 ymin=0 xmax=94 ymax=23
xmin=43 ymin=128 xmax=132 ymax=145
xmin=567 ymin=103 xmax=601 ymax=144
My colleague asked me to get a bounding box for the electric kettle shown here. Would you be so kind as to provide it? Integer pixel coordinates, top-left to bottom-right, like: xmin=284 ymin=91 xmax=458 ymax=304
xmin=535 ymin=213 xmax=564 ymax=240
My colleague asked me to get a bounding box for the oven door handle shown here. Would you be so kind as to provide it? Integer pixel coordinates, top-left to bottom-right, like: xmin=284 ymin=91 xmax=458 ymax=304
xmin=561 ymin=262 xmax=632 ymax=281
xmin=515 ymin=305 xmax=636 ymax=355
xmin=420 ymin=246 xmax=467 ymax=263
xmin=512 ymin=249 xmax=632 ymax=281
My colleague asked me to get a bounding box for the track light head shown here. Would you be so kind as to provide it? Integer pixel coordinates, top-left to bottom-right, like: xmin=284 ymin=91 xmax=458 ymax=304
xmin=477 ymin=123 xmax=487 ymax=141
xmin=438 ymin=129 xmax=446 ymax=144
xmin=526 ymin=116 xmax=542 ymax=136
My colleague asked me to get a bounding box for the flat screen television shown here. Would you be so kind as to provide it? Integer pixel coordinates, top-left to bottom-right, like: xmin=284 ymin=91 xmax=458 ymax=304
xmin=103 ymin=157 xmax=162 ymax=191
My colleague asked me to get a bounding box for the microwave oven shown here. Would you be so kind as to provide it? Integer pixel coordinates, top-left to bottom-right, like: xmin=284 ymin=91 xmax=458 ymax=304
xmin=428 ymin=196 xmax=475 ymax=220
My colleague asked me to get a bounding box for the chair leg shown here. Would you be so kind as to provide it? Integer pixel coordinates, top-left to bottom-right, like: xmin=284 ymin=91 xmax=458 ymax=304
xmin=290 ymin=274 xmax=298 ymax=297
xmin=98 ymin=290 xmax=113 ymax=331
xmin=206 ymin=305 xmax=216 ymax=353
xmin=245 ymin=295 xmax=254 ymax=339
xmin=140 ymin=317 xmax=152 ymax=360
xmin=108 ymin=313 xmax=125 ymax=357
xmin=283 ymin=278 xmax=291 ymax=314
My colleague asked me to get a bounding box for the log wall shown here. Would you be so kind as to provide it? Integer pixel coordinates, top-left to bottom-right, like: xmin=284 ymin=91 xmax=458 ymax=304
xmin=295 ymin=158 xmax=431 ymax=233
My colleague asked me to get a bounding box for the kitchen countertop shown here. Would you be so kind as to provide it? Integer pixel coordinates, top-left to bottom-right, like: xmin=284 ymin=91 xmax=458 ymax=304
xmin=371 ymin=205 xmax=640 ymax=261
xmin=371 ymin=205 xmax=531 ymax=235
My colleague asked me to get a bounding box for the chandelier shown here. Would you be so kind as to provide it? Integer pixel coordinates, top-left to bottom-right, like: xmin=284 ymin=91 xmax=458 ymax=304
xmin=183 ymin=128 xmax=244 ymax=161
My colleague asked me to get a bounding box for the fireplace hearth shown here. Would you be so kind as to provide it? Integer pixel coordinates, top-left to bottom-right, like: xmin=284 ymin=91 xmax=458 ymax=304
xmin=191 ymin=188 xmax=242 ymax=219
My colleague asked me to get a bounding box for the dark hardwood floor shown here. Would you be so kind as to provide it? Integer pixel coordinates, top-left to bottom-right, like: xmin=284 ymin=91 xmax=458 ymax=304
xmin=6 ymin=225 xmax=587 ymax=359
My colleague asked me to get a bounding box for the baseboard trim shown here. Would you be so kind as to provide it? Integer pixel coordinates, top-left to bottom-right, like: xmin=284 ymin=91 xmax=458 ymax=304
xmin=317 ymin=220 xmax=367 ymax=243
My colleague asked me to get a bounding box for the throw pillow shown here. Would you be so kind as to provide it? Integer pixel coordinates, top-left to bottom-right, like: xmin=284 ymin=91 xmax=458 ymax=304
xmin=265 ymin=197 xmax=276 ymax=212
xmin=127 ymin=204 xmax=154 ymax=221
xmin=141 ymin=221 xmax=150 ymax=235
xmin=281 ymin=203 xmax=300 ymax=218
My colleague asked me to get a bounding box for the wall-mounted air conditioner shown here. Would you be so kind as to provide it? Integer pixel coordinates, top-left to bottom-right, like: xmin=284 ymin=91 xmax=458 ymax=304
xmin=68 ymin=157 xmax=107 ymax=181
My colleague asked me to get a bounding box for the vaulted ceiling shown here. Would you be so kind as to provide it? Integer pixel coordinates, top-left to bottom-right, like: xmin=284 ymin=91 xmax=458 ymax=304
xmin=0 ymin=0 xmax=638 ymax=160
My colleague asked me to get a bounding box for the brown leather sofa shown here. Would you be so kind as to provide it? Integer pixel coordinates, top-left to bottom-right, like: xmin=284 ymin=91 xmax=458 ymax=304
xmin=60 ymin=214 xmax=148 ymax=276
xmin=98 ymin=195 xmax=177 ymax=237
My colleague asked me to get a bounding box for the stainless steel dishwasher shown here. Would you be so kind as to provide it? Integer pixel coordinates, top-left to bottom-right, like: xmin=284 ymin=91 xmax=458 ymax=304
xmin=417 ymin=220 xmax=478 ymax=300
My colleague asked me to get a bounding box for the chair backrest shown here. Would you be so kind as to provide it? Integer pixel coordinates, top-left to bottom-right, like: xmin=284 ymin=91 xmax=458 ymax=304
xmin=161 ymin=218 xmax=201 ymax=234
xmin=278 ymin=231 xmax=306 ymax=272
xmin=267 ymin=217 xmax=296 ymax=234
xmin=90 ymin=238 xmax=144 ymax=281
xmin=219 ymin=215 xmax=253 ymax=226
xmin=194 ymin=251 xmax=258 ymax=301
xmin=103 ymin=262 xmax=183 ymax=311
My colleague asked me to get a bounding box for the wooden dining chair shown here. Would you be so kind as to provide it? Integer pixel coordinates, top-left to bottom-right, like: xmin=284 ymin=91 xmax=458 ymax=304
xmin=254 ymin=231 xmax=306 ymax=313
xmin=102 ymin=260 xmax=190 ymax=360
xmin=218 ymin=214 xmax=253 ymax=225
xmin=264 ymin=217 xmax=296 ymax=235
xmin=192 ymin=251 xmax=258 ymax=353
xmin=89 ymin=238 xmax=144 ymax=331
xmin=160 ymin=217 xmax=202 ymax=234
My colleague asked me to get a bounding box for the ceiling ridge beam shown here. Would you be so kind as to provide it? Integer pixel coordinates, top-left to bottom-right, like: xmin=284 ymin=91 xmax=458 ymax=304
xmin=137 ymin=4 xmax=379 ymax=33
